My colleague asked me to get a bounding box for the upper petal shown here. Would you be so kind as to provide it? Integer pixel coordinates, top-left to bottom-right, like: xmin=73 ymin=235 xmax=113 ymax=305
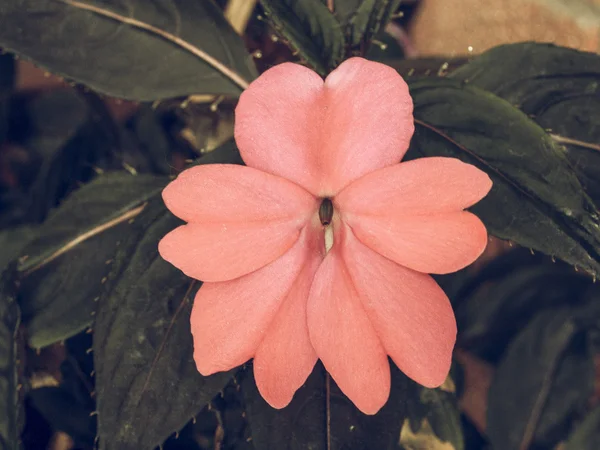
xmin=235 ymin=63 xmax=325 ymax=194
xmin=307 ymin=242 xmax=390 ymax=414
xmin=191 ymin=228 xmax=315 ymax=375
xmin=342 ymin=225 xmax=456 ymax=387
xmin=319 ymin=58 xmax=414 ymax=194
xmin=159 ymin=164 xmax=318 ymax=282
xmin=344 ymin=211 xmax=488 ymax=275
xmin=253 ymin=253 xmax=321 ymax=409
xmin=235 ymin=58 xmax=414 ymax=196
xmin=336 ymin=157 xmax=492 ymax=216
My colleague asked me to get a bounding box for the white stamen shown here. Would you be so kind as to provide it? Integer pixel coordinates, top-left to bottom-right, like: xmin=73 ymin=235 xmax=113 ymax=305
xmin=324 ymin=225 xmax=334 ymax=253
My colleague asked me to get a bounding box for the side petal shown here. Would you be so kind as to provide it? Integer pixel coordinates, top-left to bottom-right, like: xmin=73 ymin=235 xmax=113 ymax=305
xmin=345 ymin=211 xmax=488 ymax=275
xmin=307 ymin=244 xmax=390 ymax=415
xmin=320 ymin=58 xmax=414 ymax=194
xmin=191 ymin=228 xmax=314 ymax=375
xmin=342 ymin=226 xmax=456 ymax=387
xmin=159 ymin=220 xmax=300 ymax=282
xmin=160 ymin=164 xmax=318 ymax=281
xmin=235 ymin=63 xmax=325 ymax=194
xmin=162 ymin=164 xmax=317 ymax=224
xmin=336 ymin=157 xmax=492 ymax=216
xmin=253 ymin=255 xmax=321 ymax=409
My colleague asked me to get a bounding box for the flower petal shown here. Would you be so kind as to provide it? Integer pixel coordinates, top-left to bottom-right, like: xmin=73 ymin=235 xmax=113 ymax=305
xmin=319 ymin=57 xmax=414 ymax=194
xmin=162 ymin=164 xmax=317 ymax=224
xmin=336 ymin=157 xmax=492 ymax=215
xmin=307 ymin=242 xmax=390 ymax=414
xmin=235 ymin=63 xmax=325 ymax=194
xmin=235 ymin=58 xmax=414 ymax=196
xmin=159 ymin=220 xmax=300 ymax=282
xmin=191 ymin=228 xmax=315 ymax=375
xmin=345 ymin=211 xmax=488 ymax=274
xmin=253 ymin=255 xmax=321 ymax=409
xmin=342 ymin=225 xmax=456 ymax=387
xmin=159 ymin=164 xmax=318 ymax=282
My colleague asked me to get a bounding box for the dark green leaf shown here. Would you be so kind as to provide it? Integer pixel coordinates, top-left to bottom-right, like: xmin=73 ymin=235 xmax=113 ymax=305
xmin=196 ymin=139 xmax=244 ymax=166
xmin=90 ymin=141 xmax=242 ymax=449
xmin=564 ymin=145 xmax=600 ymax=206
xmin=21 ymin=88 xmax=118 ymax=222
xmin=16 ymin=172 xmax=167 ymax=347
xmin=533 ymin=333 xmax=594 ymax=448
xmin=0 ymin=0 xmax=257 ymax=100
xmin=18 ymin=172 xmax=167 ymax=274
xmin=486 ymin=309 xmax=594 ymax=450
xmin=344 ymin=0 xmax=401 ymax=50
xmin=28 ymin=386 xmax=96 ymax=448
xmin=565 ymin=405 xmax=600 ymax=450
xmin=0 ymin=227 xmax=36 ymax=272
xmin=402 ymin=379 xmax=463 ymax=450
xmin=331 ymin=0 xmax=364 ymax=24
xmin=0 ymin=53 xmax=15 ymax=143
xmin=450 ymin=43 xmax=600 ymax=106
xmin=261 ymin=0 xmax=345 ymax=76
xmin=243 ymin=362 xmax=410 ymax=450
xmin=407 ymin=78 xmax=600 ymax=277
xmin=450 ymin=43 xmax=600 ymax=203
xmin=0 ymin=266 xmax=22 ymax=450
xmin=126 ymin=107 xmax=173 ymax=176
xmin=94 ymin=204 xmax=233 ymax=450
xmin=18 ymin=221 xmax=132 ymax=348
xmin=455 ymin=264 xmax=589 ymax=362
xmin=364 ymin=30 xmax=405 ymax=61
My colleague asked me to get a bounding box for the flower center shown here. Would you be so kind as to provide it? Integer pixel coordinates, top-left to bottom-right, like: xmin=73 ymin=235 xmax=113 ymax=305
xmin=319 ymin=198 xmax=335 ymax=254
xmin=319 ymin=198 xmax=333 ymax=226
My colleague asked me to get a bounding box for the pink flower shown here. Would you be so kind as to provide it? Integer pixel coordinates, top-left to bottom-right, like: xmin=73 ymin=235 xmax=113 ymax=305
xmin=159 ymin=58 xmax=492 ymax=414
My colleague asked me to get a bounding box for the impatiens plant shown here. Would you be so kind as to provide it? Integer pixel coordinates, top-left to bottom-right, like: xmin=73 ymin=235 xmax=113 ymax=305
xmin=0 ymin=1 xmax=600 ymax=450
xmin=159 ymin=57 xmax=492 ymax=414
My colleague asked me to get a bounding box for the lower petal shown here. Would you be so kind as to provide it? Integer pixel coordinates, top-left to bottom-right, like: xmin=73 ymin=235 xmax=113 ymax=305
xmin=307 ymin=245 xmax=390 ymax=415
xmin=159 ymin=219 xmax=301 ymax=282
xmin=191 ymin=228 xmax=312 ymax=375
xmin=253 ymin=256 xmax=321 ymax=409
xmin=347 ymin=211 xmax=488 ymax=274
xmin=342 ymin=226 xmax=456 ymax=387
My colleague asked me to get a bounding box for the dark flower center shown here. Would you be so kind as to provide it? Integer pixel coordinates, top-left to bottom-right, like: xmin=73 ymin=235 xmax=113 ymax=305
xmin=319 ymin=198 xmax=333 ymax=226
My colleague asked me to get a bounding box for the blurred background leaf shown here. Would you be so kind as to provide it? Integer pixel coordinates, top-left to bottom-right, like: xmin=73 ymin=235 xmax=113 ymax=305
xmin=0 ymin=266 xmax=23 ymax=450
xmin=337 ymin=0 xmax=402 ymax=53
xmin=565 ymin=405 xmax=600 ymax=450
xmin=486 ymin=309 xmax=594 ymax=450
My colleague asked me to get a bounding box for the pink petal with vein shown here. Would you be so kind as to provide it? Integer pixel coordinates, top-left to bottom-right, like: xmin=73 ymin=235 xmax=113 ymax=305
xmin=235 ymin=63 xmax=324 ymax=194
xmin=342 ymin=226 xmax=456 ymax=387
xmin=307 ymin=242 xmax=390 ymax=415
xmin=235 ymin=58 xmax=414 ymax=196
xmin=253 ymin=252 xmax=322 ymax=409
xmin=191 ymin=228 xmax=314 ymax=375
xmin=159 ymin=220 xmax=300 ymax=282
xmin=162 ymin=164 xmax=317 ymax=224
xmin=320 ymin=58 xmax=414 ymax=194
xmin=336 ymin=157 xmax=492 ymax=215
xmin=159 ymin=164 xmax=317 ymax=282
xmin=346 ymin=211 xmax=488 ymax=274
